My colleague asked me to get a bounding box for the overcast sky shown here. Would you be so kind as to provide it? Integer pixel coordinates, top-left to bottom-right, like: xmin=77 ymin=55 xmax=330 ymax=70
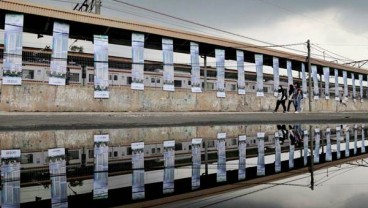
xmin=24 ymin=0 xmax=368 ymax=64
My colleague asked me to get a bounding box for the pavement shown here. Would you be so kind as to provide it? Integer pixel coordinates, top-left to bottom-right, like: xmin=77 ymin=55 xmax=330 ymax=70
xmin=0 ymin=111 xmax=367 ymax=131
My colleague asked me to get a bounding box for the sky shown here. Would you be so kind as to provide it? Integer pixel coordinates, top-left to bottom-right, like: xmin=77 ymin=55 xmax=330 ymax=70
xmin=22 ymin=0 xmax=368 ymax=66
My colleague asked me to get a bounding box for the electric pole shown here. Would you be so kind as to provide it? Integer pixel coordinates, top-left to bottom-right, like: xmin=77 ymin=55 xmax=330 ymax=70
xmin=307 ymin=40 xmax=312 ymax=112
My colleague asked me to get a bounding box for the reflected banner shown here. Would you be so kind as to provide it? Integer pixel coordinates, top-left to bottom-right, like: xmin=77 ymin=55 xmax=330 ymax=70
xmin=132 ymin=142 xmax=145 ymax=200
xmin=334 ymin=69 xmax=339 ymax=101
xmin=93 ymin=35 xmax=109 ymax=98
xmin=48 ymin=148 xmax=68 ymax=208
xmin=273 ymin=57 xmax=280 ymax=96
xmin=237 ymin=50 xmax=246 ymax=95
xmin=303 ymin=130 xmax=309 ymax=166
xmin=312 ymin=65 xmax=319 ymax=100
xmin=354 ymin=124 xmax=358 ymax=155
xmin=326 ymin=128 xmax=332 ymax=162
xmin=93 ymin=135 xmax=109 ymax=200
xmin=217 ymin=133 xmax=227 ymax=182
xmin=302 ymin=63 xmax=307 ymax=98
xmin=257 ymin=132 xmax=265 ymax=176
xmin=275 ymin=132 xmax=281 ymax=173
xmin=131 ymin=33 xmax=145 ymax=90
xmin=3 ymin=14 xmax=23 ymax=85
xmin=352 ymin=74 xmax=356 ymax=102
xmin=215 ymin=49 xmax=225 ymax=98
xmin=359 ymin=74 xmax=363 ymax=102
xmin=49 ymin=22 xmax=69 ymax=86
xmin=362 ymin=124 xmax=366 ymax=153
xmin=345 ymin=126 xmax=350 ymax=157
xmin=314 ymin=128 xmax=320 ymax=164
xmin=190 ymin=42 xmax=201 ymax=93
xmin=287 ymin=60 xmax=293 ymax=86
xmin=238 ymin=135 xmax=247 ymax=180
xmin=191 ymin=138 xmax=202 ymax=190
xmin=255 ymin=54 xmax=264 ymax=96
xmin=323 ymin=67 xmax=330 ymax=99
xmin=336 ymin=126 xmax=341 ymax=160
xmin=1 ymin=150 xmax=21 ymax=208
xmin=163 ymin=140 xmax=175 ymax=194
xmin=162 ymin=38 xmax=174 ymax=91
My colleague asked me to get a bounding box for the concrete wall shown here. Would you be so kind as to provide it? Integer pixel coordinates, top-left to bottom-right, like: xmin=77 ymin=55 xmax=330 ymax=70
xmin=0 ymin=83 xmax=367 ymax=112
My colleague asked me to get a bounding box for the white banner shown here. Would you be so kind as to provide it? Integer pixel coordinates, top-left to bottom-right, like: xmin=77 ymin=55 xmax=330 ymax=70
xmin=273 ymin=57 xmax=280 ymax=96
xmin=362 ymin=124 xmax=366 ymax=153
xmin=1 ymin=149 xmax=21 ymax=208
xmin=275 ymin=132 xmax=281 ymax=173
xmin=354 ymin=124 xmax=358 ymax=155
xmin=163 ymin=140 xmax=175 ymax=194
xmin=132 ymin=143 xmax=145 ymax=200
xmin=216 ymin=49 xmax=226 ymax=98
xmin=312 ymin=65 xmax=319 ymax=100
xmin=359 ymin=74 xmax=363 ymax=102
xmin=334 ymin=69 xmax=339 ymax=101
xmin=94 ymin=35 xmax=109 ymax=98
xmin=131 ymin=142 xmax=144 ymax=150
xmin=303 ymin=130 xmax=309 ymax=166
xmin=237 ymin=50 xmax=246 ymax=95
xmin=326 ymin=128 xmax=332 ymax=162
xmin=255 ymin=54 xmax=264 ymax=96
xmin=257 ymin=133 xmax=265 ymax=176
xmin=162 ymin=38 xmax=174 ymax=91
xmin=287 ymin=60 xmax=293 ymax=86
xmin=238 ymin=135 xmax=247 ymax=180
xmin=343 ymin=71 xmax=348 ymax=101
xmin=289 ymin=145 xmax=295 ymax=169
xmin=352 ymin=73 xmax=356 ymax=102
xmin=345 ymin=127 xmax=350 ymax=157
xmin=190 ymin=42 xmax=201 ymax=93
xmin=48 ymin=148 xmax=68 ymax=207
xmin=302 ymin=63 xmax=307 ymax=98
xmin=131 ymin=33 xmax=145 ymax=90
xmin=192 ymin=139 xmax=202 ymax=190
xmin=336 ymin=126 xmax=341 ymax=159
xmin=314 ymin=129 xmax=320 ymax=164
xmin=49 ymin=22 xmax=69 ymax=86
xmin=94 ymin=134 xmax=109 ymax=142
xmin=323 ymin=67 xmax=330 ymax=99
xmin=93 ymin=135 xmax=109 ymax=199
xmin=217 ymin=137 xmax=227 ymax=182
xmin=3 ymin=14 xmax=24 ymax=85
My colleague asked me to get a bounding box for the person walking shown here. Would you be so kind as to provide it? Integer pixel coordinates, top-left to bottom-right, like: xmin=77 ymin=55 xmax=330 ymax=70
xmin=274 ymin=85 xmax=287 ymax=113
xmin=287 ymin=84 xmax=296 ymax=112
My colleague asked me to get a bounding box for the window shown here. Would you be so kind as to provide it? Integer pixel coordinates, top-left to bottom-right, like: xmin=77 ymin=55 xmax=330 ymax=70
xmin=188 ymin=80 xmax=191 ymax=86
xmin=114 ymin=151 xmax=118 ymax=157
xmin=70 ymin=73 xmax=80 ymax=82
xmin=88 ymin=150 xmax=94 ymax=158
xmin=109 ymin=75 xmax=112 ymax=80
xmin=175 ymin=143 xmax=183 ymax=151
xmin=127 ymin=147 xmax=132 ymax=155
xmin=127 ymin=77 xmax=132 ymax=84
xmin=208 ymin=141 xmax=215 ymax=148
xmin=232 ymin=139 xmax=237 ymax=145
xmin=89 ymin=74 xmax=94 ymax=82
xmin=114 ymin=75 xmax=118 ymax=81
xmin=157 ymin=148 xmax=161 ymax=153
xmin=174 ymin=80 xmax=182 ymax=87
xmin=189 ymin=145 xmax=192 ymax=150
xmin=207 ymin=83 xmax=214 ymax=90
xmin=156 ymin=79 xmax=161 ymax=83
xmin=68 ymin=150 xmax=80 ymax=160
xmin=152 ymin=148 xmax=156 ymax=154
xmin=21 ymin=154 xmax=33 ymax=164
xmin=151 ymin=78 xmax=155 ymax=83
xmin=231 ymin=84 xmax=236 ymax=91
xmin=23 ymin=70 xmax=34 ymax=79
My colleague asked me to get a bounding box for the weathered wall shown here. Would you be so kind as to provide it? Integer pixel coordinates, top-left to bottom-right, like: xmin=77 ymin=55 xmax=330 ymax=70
xmin=0 ymin=83 xmax=367 ymax=112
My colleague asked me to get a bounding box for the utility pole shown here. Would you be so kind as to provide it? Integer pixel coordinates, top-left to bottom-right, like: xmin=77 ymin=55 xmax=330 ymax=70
xmin=307 ymin=40 xmax=312 ymax=112
xmin=309 ymin=125 xmax=314 ymax=190
xmin=95 ymin=0 xmax=101 ymax=14
xmin=203 ymin=56 xmax=207 ymax=91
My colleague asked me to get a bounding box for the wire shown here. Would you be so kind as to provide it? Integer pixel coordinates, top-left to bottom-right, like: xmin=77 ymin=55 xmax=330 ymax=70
xmin=312 ymin=44 xmax=354 ymax=62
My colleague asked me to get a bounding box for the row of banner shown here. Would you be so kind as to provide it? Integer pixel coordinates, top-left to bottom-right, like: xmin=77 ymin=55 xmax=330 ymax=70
xmin=2 ymin=13 xmax=368 ymax=100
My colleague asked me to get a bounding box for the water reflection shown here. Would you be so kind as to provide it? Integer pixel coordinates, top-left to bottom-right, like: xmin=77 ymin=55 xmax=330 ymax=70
xmin=0 ymin=123 xmax=367 ymax=207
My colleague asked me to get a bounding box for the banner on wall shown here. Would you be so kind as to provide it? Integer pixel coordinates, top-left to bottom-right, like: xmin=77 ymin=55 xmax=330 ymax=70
xmin=131 ymin=33 xmax=145 ymax=90
xmin=217 ymin=133 xmax=227 ymax=182
xmin=215 ymin=49 xmax=225 ymax=98
xmin=314 ymin=128 xmax=320 ymax=164
xmin=287 ymin=60 xmax=293 ymax=87
xmin=93 ymin=135 xmax=109 ymax=200
xmin=3 ymin=14 xmax=24 ymax=85
xmin=359 ymin=74 xmax=363 ymax=102
xmin=48 ymin=148 xmax=68 ymax=208
xmin=237 ymin=50 xmax=246 ymax=95
xmin=345 ymin=126 xmax=350 ymax=157
xmin=49 ymin=22 xmax=69 ymax=86
xmin=162 ymin=38 xmax=174 ymax=91
xmin=334 ymin=69 xmax=339 ymax=101
xmin=93 ymin=35 xmax=109 ymax=98
xmin=362 ymin=124 xmax=366 ymax=153
xmin=336 ymin=126 xmax=341 ymax=159
xmin=354 ymin=124 xmax=358 ymax=155
xmin=302 ymin=63 xmax=307 ymax=98
xmin=352 ymin=74 xmax=356 ymax=102
xmin=238 ymin=135 xmax=247 ymax=180
xmin=326 ymin=128 xmax=332 ymax=162
xmin=367 ymin=75 xmax=368 ymax=99
xmin=289 ymin=143 xmax=295 ymax=169
xmin=191 ymin=138 xmax=202 ymax=190
xmin=257 ymin=132 xmax=265 ymax=176
xmin=343 ymin=71 xmax=348 ymax=101
xmin=255 ymin=54 xmax=264 ymax=96
xmin=190 ymin=42 xmax=201 ymax=93
xmin=303 ymin=130 xmax=309 ymax=166
xmin=1 ymin=149 xmax=21 ymax=208
xmin=273 ymin=57 xmax=280 ymax=96
xmin=163 ymin=140 xmax=175 ymax=194
xmin=312 ymin=65 xmax=319 ymax=100
xmin=132 ymin=142 xmax=145 ymax=200
xmin=274 ymin=132 xmax=281 ymax=173
xmin=323 ymin=67 xmax=330 ymax=99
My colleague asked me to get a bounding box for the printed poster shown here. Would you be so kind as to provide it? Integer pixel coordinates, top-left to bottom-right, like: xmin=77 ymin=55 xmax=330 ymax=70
xmin=49 ymin=22 xmax=69 ymax=86
xmin=362 ymin=124 xmax=366 ymax=153
xmin=287 ymin=60 xmax=293 ymax=87
xmin=191 ymin=138 xmax=202 ymax=190
xmin=274 ymin=132 xmax=281 ymax=173
xmin=93 ymin=35 xmax=109 ymax=98
xmin=238 ymin=135 xmax=247 ymax=180
xmin=217 ymin=133 xmax=227 ymax=182
xmin=312 ymin=65 xmax=319 ymax=100
xmin=3 ymin=14 xmax=23 ymax=85
xmin=237 ymin=50 xmax=246 ymax=95
xmin=132 ymin=142 xmax=145 ymax=200
xmin=325 ymin=128 xmax=332 ymax=162
xmin=336 ymin=126 xmax=341 ymax=160
xmin=302 ymin=63 xmax=307 ymax=98
xmin=131 ymin=33 xmax=145 ymax=90
xmin=162 ymin=38 xmax=174 ymax=91
xmin=359 ymin=74 xmax=363 ymax=102
xmin=323 ymin=67 xmax=330 ymax=99
xmin=1 ymin=150 xmax=21 ymax=208
xmin=343 ymin=71 xmax=348 ymax=101
xmin=216 ymin=49 xmax=225 ymax=98
xmin=273 ymin=57 xmax=280 ymax=96
xmin=163 ymin=140 xmax=175 ymax=194
xmin=93 ymin=135 xmax=109 ymax=199
xmin=303 ymin=130 xmax=309 ymax=166
xmin=255 ymin=54 xmax=264 ymax=96
xmin=257 ymin=132 xmax=265 ymax=176
xmin=190 ymin=42 xmax=201 ymax=93
xmin=345 ymin=126 xmax=350 ymax=158
xmin=334 ymin=69 xmax=339 ymax=101
xmin=48 ymin=148 xmax=68 ymax=208
xmin=314 ymin=128 xmax=320 ymax=164
xmin=352 ymin=74 xmax=356 ymax=102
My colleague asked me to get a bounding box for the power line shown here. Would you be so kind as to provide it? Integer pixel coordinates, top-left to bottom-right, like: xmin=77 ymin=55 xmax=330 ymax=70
xmin=312 ymin=44 xmax=354 ymax=62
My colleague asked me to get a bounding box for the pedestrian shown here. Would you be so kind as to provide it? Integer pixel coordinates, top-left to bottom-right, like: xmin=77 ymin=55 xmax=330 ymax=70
xmin=277 ymin=124 xmax=288 ymax=144
xmin=273 ymin=85 xmax=287 ymax=113
xmin=287 ymin=84 xmax=296 ymax=112
xmin=294 ymin=87 xmax=303 ymax=113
